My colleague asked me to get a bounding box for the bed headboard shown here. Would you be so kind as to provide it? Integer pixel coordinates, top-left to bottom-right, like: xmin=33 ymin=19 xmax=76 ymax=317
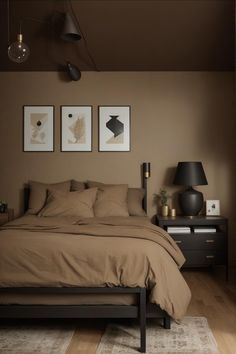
xmin=24 ymin=186 xmax=30 ymax=213
xmin=23 ymin=163 xmax=151 ymax=214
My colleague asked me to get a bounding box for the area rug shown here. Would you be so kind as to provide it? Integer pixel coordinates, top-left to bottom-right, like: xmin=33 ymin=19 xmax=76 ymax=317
xmin=0 ymin=325 xmax=74 ymax=354
xmin=95 ymin=317 xmax=220 ymax=354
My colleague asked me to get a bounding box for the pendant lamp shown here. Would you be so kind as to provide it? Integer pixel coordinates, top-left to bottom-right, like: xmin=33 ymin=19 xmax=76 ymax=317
xmin=66 ymin=62 xmax=81 ymax=81
xmin=61 ymin=12 xmax=81 ymax=42
xmin=7 ymin=0 xmax=30 ymax=64
xmin=8 ymin=33 xmax=30 ymax=63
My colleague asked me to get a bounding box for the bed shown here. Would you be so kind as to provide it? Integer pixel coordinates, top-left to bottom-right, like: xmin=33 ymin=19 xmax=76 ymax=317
xmin=0 ymin=168 xmax=191 ymax=353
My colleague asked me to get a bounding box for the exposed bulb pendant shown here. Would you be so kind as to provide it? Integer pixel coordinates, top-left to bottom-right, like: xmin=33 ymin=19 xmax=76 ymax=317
xmin=8 ymin=33 xmax=30 ymax=63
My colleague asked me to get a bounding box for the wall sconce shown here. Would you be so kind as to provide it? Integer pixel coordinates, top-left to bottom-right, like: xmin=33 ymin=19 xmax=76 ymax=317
xmin=143 ymin=162 xmax=151 ymax=179
xmin=142 ymin=162 xmax=151 ymax=213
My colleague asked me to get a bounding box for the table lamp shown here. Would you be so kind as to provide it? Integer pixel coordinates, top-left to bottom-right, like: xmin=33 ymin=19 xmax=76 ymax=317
xmin=173 ymin=161 xmax=208 ymax=216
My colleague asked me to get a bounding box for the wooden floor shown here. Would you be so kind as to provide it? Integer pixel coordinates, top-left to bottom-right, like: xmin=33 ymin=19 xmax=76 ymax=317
xmin=66 ymin=267 xmax=236 ymax=354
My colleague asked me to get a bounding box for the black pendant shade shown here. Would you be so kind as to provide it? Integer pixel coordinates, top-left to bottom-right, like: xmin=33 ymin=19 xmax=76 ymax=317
xmin=173 ymin=162 xmax=208 ymax=216
xmin=66 ymin=62 xmax=81 ymax=81
xmin=61 ymin=12 xmax=81 ymax=42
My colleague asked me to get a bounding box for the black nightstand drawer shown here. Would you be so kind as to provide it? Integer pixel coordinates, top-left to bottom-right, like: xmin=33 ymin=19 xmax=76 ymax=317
xmin=183 ymin=250 xmax=227 ymax=267
xmin=171 ymin=233 xmax=226 ymax=250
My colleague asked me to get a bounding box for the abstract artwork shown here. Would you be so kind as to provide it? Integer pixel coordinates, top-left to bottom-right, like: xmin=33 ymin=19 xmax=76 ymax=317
xmin=99 ymin=106 xmax=130 ymax=151
xmin=23 ymin=106 xmax=54 ymax=152
xmin=206 ymin=200 xmax=220 ymax=216
xmin=61 ymin=106 xmax=92 ymax=152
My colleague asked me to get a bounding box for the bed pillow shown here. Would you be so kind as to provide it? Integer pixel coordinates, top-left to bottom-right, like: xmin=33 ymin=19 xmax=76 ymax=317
xmin=127 ymin=188 xmax=146 ymax=216
xmin=87 ymin=181 xmax=146 ymax=216
xmin=39 ymin=188 xmax=97 ymax=217
xmin=27 ymin=180 xmax=71 ymax=215
xmin=93 ymin=184 xmax=129 ymax=217
xmin=71 ymin=180 xmax=86 ymax=192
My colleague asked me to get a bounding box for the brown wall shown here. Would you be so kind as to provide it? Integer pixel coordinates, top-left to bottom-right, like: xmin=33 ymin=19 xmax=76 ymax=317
xmin=0 ymin=72 xmax=235 ymax=262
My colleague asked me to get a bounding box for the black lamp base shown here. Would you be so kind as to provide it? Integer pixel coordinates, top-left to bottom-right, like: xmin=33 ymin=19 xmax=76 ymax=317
xmin=179 ymin=187 xmax=203 ymax=216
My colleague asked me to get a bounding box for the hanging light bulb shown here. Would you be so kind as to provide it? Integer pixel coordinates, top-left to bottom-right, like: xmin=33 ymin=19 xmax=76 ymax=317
xmin=8 ymin=33 xmax=30 ymax=63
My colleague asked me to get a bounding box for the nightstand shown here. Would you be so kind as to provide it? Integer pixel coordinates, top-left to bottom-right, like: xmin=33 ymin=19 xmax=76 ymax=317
xmin=0 ymin=209 xmax=14 ymax=226
xmin=156 ymin=215 xmax=228 ymax=278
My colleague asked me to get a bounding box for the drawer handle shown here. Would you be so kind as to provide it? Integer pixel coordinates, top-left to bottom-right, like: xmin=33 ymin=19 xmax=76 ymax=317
xmin=175 ymin=240 xmax=182 ymax=244
xmin=205 ymin=239 xmax=215 ymax=243
xmin=206 ymin=255 xmax=215 ymax=259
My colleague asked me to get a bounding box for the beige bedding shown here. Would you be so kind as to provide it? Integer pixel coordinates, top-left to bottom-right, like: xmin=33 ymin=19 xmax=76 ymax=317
xmin=0 ymin=215 xmax=191 ymax=320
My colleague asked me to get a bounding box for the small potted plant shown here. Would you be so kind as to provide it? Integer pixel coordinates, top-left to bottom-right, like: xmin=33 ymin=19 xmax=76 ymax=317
xmin=158 ymin=189 xmax=170 ymax=217
xmin=0 ymin=201 xmax=7 ymax=213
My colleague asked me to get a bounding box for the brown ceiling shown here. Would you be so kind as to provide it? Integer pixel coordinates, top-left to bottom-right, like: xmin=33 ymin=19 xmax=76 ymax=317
xmin=0 ymin=0 xmax=234 ymax=71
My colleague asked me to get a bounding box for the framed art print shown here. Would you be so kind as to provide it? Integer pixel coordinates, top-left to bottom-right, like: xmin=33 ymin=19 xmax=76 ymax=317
xmin=206 ymin=200 xmax=220 ymax=216
xmin=61 ymin=106 xmax=92 ymax=152
xmin=23 ymin=105 xmax=54 ymax=152
xmin=99 ymin=106 xmax=130 ymax=151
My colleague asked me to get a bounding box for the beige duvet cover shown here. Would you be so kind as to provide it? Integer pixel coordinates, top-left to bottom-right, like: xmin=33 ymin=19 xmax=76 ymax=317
xmin=0 ymin=215 xmax=191 ymax=321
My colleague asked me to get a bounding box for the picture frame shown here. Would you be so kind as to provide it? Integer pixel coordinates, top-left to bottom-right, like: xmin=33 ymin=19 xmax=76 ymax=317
xmin=23 ymin=105 xmax=54 ymax=152
xmin=206 ymin=200 xmax=220 ymax=216
xmin=98 ymin=106 xmax=131 ymax=151
xmin=61 ymin=106 xmax=92 ymax=152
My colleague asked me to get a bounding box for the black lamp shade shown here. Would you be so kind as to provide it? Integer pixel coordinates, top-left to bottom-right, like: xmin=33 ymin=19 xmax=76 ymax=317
xmin=61 ymin=12 xmax=81 ymax=42
xmin=66 ymin=62 xmax=81 ymax=81
xmin=173 ymin=162 xmax=208 ymax=186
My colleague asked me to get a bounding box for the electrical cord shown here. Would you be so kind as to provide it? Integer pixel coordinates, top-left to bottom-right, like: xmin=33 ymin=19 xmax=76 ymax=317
xmin=68 ymin=0 xmax=99 ymax=71
xmin=7 ymin=0 xmax=10 ymax=46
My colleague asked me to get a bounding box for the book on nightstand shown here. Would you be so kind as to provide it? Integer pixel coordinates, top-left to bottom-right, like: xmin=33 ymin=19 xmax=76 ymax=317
xmin=167 ymin=226 xmax=191 ymax=234
xmin=193 ymin=226 xmax=217 ymax=233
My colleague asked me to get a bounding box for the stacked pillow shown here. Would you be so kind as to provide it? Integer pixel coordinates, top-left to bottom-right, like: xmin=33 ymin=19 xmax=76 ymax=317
xmin=27 ymin=180 xmax=72 ymax=215
xmin=90 ymin=184 xmax=129 ymax=217
xmin=39 ymin=188 xmax=97 ymax=218
xmin=26 ymin=179 xmax=146 ymax=218
xmin=86 ymin=181 xmax=146 ymax=217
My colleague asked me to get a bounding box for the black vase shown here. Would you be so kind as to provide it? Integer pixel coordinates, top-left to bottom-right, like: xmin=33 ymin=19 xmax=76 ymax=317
xmin=179 ymin=187 xmax=203 ymax=216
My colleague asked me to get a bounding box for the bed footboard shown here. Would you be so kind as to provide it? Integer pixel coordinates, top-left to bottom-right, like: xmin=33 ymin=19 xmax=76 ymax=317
xmin=0 ymin=287 xmax=147 ymax=353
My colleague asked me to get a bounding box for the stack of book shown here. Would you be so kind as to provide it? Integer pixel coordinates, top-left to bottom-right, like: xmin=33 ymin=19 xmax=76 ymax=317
xmin=193 ymin=227 xmax=217 ymax=233
xmin=167 ymin=226 xmax=191 ymax=234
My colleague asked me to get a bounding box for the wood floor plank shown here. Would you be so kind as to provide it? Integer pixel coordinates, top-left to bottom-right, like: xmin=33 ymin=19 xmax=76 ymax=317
xmin=184 ymin=268 xmax=236 ymax=354
xmin=66 ymin=268 xmax=236 ymax=354
xmin=66 ymin=328 xmax=104 ymax=354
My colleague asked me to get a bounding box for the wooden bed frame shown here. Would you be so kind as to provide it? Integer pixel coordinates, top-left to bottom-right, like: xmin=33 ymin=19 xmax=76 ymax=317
xmin=0 ymin=164 xmax=171 ymax=353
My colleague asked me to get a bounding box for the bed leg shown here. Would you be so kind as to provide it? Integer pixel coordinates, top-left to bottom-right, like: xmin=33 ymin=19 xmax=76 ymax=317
xmin=139 ymin=288 xmax=146 ymax=353
xmin=164 ymin=315 xmax=171 ymax=329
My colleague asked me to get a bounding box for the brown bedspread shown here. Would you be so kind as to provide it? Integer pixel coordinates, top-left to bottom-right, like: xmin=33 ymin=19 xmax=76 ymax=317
xmin=0 ymin=215 xmax=191 ymax=320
